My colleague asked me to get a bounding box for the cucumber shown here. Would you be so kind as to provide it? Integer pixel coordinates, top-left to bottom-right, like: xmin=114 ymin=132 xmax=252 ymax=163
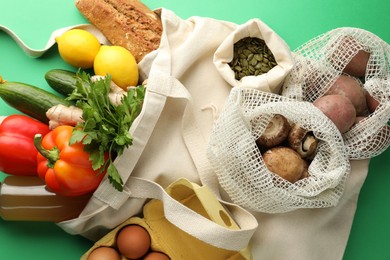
xmin=0 ymin=81 xmax=72 ymax=124
xmin=44 ymin=69 xmax=79 ymax=96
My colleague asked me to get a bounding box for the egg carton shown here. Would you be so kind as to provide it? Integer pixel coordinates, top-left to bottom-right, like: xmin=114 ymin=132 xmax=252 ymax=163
xmin=81 ymin=178 xmax=251 ymax=260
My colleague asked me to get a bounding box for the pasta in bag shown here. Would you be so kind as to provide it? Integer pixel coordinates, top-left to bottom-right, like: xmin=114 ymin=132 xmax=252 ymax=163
xmin=207 ymin=87 xmax=350 ymax=213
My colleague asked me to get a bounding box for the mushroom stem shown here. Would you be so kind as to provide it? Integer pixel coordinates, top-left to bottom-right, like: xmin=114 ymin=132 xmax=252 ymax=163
xmin=288 ymin=124 xmax=318 ymax=159
xmin=302 ymin=134 xmax=317 ymax=153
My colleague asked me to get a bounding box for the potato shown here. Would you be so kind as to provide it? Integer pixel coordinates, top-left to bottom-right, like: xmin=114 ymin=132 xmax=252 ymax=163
xmin=365 ymin=91 xmax=380 ymax=113
xmin=330 ymin=36 xmax=370 ymax=78
xmin=325 ymin=75 xmax=367 ymax=116
xmin=344 ymin=49 xmax=370 ymax=78
xmin=354 ymin=116 xmax=366 ymax=124
xmin=313 ymin=94 xmax=356 ymax=133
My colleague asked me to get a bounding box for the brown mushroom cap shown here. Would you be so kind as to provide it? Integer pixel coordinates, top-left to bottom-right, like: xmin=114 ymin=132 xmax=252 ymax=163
xmin=288 ymin=124 xmax=318 ymax=160
xmin=256 ymin=114 xmax=291 ymax=148
xmin=262 ymin=146 xmax=309 ymax=183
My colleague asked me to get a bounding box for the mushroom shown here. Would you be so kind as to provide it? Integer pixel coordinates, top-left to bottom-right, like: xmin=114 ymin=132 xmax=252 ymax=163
xmin=262 ymin=146 xmax=308 ymax=183
xmin=288 ymin=124 xmax=319 ymax=160
xmin=256 ymin=114 xmax=291 ymax=148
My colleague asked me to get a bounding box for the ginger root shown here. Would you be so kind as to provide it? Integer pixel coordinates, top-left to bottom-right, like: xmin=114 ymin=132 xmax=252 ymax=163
xmin=46 ymin=104 xmax=83 ymax=129
xmin=91 ymin=75 xmax=127 ymax=105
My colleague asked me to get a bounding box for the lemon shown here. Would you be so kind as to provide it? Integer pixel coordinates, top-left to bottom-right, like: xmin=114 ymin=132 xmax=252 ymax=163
xmin=56 ymin=29 xmax=101 ymax=69
xmin=93 ymin=45 xmax=139 ymax=89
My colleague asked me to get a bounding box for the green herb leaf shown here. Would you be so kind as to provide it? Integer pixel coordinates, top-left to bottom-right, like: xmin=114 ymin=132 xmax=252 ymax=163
xmin=107 ymin=163 xmax=124 ymax=192
xmin=68 ymin=73 xmax=146 ymax=192
xmin=88 ymin=148 xmax=106 ymax=171
xmin=69 ymin=129 xmax=87 ymax=145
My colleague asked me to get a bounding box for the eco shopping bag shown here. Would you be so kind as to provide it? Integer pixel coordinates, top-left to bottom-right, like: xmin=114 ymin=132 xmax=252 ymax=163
xmin=57 ymin=8 xmax=265 ymax=252
xmin=207 ymin=88 xmax=350 ymax=213
xmin=282 ymin=27 xmax=390 ymax=160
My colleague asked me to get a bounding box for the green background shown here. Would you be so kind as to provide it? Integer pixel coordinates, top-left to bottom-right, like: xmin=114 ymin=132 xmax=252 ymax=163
xmin=1 ymin=0 xmax=389 ymax=259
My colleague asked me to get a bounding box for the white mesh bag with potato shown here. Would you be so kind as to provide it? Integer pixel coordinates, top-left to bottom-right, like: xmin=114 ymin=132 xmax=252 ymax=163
xmin=207 ymin=87 xmax=350 ymax=213
xmin=281 ymin=27 xmax=390 ymax=159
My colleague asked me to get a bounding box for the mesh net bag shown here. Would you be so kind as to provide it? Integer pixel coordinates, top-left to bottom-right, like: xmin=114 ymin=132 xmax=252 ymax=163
xmin=281 ymin=27 xmax=390 ymax=159
xmin=207 ymin=87 xmax=350 ymax=213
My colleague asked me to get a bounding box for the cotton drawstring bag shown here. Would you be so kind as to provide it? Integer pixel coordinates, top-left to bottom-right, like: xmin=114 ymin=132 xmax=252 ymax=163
xmin=1 ymin=7 xmax=374 ymax=260
xmin=213 ymin=19 xmax=294 ymax=93
xmin=281 ymin=27 xmax=390 ymax=160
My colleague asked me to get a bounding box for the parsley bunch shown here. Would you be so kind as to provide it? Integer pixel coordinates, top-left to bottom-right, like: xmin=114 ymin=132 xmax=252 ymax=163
xmin=67 ymin=72 xmax=145 ymax=191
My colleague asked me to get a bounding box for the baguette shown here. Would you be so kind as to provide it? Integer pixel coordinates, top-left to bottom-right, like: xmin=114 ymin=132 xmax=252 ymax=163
xmin=75 ymin=0 xmax=162 ymax=62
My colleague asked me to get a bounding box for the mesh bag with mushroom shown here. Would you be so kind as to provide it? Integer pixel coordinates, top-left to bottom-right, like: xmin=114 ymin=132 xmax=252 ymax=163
xmin=207 ymin=87 xmax=350 ymax=213
xmin=281 ymin=27 xmax=390 ymax=160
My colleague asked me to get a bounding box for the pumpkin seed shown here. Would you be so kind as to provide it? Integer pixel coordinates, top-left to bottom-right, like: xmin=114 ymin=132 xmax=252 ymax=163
xmin=234 ymin=65 xmax=242 ymax=72
xmin=229 ymin=37 xmax=277 ymax=80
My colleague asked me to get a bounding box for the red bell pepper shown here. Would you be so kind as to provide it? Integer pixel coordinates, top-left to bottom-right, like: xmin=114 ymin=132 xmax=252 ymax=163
xmin=0 ymin=114 xmax=50 ymax=175
xmin=34 ymin=125 xmax=106 ymax=196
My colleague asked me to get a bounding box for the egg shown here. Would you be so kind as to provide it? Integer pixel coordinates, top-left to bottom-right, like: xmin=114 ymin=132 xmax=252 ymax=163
xmin=116 ymin=224 xmax=151 ymax=259
xmin=143 ymin=251 xmax=171 ymax=260
xmin=87 ymin=246 xmax=121 ymax=260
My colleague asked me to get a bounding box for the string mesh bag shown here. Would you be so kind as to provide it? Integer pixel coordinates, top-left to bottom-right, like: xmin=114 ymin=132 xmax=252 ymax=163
xmin=281 ymin=27 xmax=390 ymax=160
xmin=207 ymin=87 xmax=351 ymax=213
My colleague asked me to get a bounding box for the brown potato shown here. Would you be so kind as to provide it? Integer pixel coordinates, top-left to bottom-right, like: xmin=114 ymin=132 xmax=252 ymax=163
xmin=313 ymin=94 xmax=356 ymax=133
xmin=330 ymin=36 xmax=370 ymax=78
xmin=343 ymin=49 xmax=370 ymax=78
xmin=365 ymin=91 xmax=380 ymax=113
xmin=325 ymin=75 xmax=367 ymax=116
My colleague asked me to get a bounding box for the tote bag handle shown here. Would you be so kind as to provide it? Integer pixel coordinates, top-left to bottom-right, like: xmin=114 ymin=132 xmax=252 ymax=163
xmin=0 ymin=24 xmax=109 ymax=57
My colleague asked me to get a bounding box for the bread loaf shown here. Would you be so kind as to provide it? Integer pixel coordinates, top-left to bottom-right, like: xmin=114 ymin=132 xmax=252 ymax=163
xmin=75 ymin=0 xmax=162 ymax=62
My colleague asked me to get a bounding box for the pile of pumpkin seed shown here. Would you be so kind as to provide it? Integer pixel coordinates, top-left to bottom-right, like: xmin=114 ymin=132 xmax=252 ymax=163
xmin=229 ymin=37 xmax=277 ymax=80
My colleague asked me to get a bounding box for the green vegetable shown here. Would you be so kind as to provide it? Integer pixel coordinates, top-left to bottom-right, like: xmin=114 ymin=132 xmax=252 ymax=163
xmin=45 ymin=69 xmax=79 ymax=96
xmin=67 ymin=72 xmax=145 ymax=191
xmin=0 ymin=81 xmax=72 ymax=124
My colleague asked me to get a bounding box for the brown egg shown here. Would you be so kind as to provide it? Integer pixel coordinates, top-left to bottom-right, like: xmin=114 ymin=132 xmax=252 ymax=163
xmin=87 ymin=246 xmax=121 ymax=260
xmin=143 ymin=251 xmax=171 ymax=260
xmin=116 ymin=224 xmax=151 ymax=259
